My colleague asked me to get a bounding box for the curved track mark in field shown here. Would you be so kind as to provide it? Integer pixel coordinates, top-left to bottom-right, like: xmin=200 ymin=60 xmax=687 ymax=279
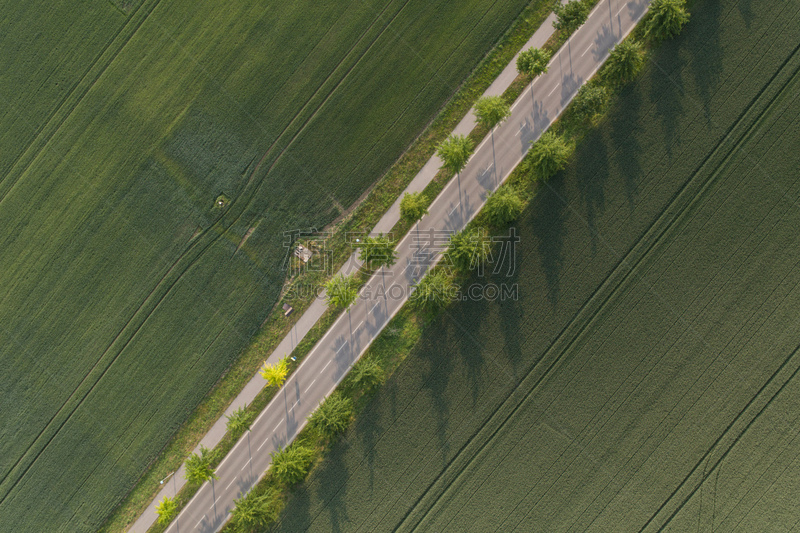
xmin=0 ymin=0 xmax=164 ymax=204
xmin=642 ymin=343 xmax=800 ymax=532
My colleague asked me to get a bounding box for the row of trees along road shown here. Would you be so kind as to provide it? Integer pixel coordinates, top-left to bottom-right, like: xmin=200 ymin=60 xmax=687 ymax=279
xmin=153 ymin=1 xmax=692 ymax=529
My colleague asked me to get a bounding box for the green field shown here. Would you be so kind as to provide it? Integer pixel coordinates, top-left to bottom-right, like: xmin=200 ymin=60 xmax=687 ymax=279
xmin=0 ymin=0 xmax=534 ymax=530
xmin=273 ymin=1 xmax=800 ymax=530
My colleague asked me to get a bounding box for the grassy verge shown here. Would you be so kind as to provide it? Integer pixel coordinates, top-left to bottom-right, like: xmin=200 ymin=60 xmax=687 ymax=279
xmin=101 ymin=1 xmax=557 ymax=531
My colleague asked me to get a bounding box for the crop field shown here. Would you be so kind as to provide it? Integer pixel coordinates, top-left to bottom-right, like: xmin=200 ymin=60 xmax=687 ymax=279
xmin=273 ymin=1 xmax=800 ymax=531
xmin=0 ymin=0 xmax=535 ymax=531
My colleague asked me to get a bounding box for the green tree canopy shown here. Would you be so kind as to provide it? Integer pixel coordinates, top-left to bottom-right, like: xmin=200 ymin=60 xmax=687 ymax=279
xmin=230 ymin=488 xmax=281 ymax=532
xmin=270 ymin=443 xmax=315 ymax=485
xmin=447 ymin=227 xmax=491 ymax=273
xmin=184 ymin=445 xmax=218 ymax=485
xmin=516 ymin=47 xmax=552 ymax=77
xmin=484 ymin=187 xmax=524 ymax=227
xmin=604 ymin=38 xmax=645 ymax=86
xmin=410 ymin=270 xmax=457 ymax=311
xmin=348 ymin=357 xmax=384 ymax=390
xmin=553 ymin=0 xmax=590 ymax=34
xmin=259 ymin=355 xmax=290 ymax=387
xmin=436 ymin=134 xmax=474 ymax=176
xmin=399 ymin=191 xmax=429 ymax=223
xmin=645 ymin=0 xmax=690 ymax=42
xmin=358 ymin=234 xmax=398 ymax=270
xmin=155 ymin=496 xmax=178 ymax=525
xmin=529 ymin=131 xmax=570 ymax=180
xmin=308 ymin=391 xmax=354 ymax=440
xmin=571 ymin=84 xmax=609 ymax=122
xmin=473 ymin=95 xmax=511 ymax=131
xmin=324 ymin=273 xmax=359 ymax=311
xmin=226 ymin=405 xmax=255 ymax=438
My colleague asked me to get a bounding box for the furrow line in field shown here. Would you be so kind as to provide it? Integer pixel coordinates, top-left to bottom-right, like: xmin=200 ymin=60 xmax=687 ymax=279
xmin=397 ymin=24 xmax=800 ymax=533
xmin=642 ymin=340 xmax=800 ymax=532
xmin=0 ymin=0 xmax=164 ymax=204
xmin=248 ymin=0 xmax=416 ymax=204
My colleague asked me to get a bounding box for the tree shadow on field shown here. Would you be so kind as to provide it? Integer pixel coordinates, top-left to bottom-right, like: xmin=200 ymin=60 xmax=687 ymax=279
xmin=648 ymin=41 xmax=685 ymax=157
xmin=609 ymin=83 xmax=644 ymax=210
xmin=313 ymin=440 xmax=351 ymax=533
xmin=531 ymin=173 xmax=568 ymax=306
xmin=418 ymin=316 xmax=457 ymax=468
xmin=737 ymin=0 xmax=753 ymax=29
xmin=574 ymin=128 xmax=611 ymax=254
xmin=687 ymin=0 xmax=723 ymax=119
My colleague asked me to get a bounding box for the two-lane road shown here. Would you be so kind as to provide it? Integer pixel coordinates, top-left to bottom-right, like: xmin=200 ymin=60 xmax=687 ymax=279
xmin=164 ymin=1 xmax=650 ymax=531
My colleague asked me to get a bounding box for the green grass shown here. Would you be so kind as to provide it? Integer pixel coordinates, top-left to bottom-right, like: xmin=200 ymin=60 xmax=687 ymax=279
xmin=270 ymin=1 xmax=800 ymax=530
xmin=0 ymin=0 xmax=542 ymax=531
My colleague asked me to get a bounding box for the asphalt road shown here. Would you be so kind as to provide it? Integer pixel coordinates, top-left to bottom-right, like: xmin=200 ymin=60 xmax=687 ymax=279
xmin=164 ymin=1 xmax=650 ymax=531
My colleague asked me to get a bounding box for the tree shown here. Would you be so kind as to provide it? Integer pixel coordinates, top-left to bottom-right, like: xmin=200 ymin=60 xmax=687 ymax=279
xmin=260 ymin=355 xmax=290 ymax=387
xmin=399 ymin=191 xmax=428 ymax=223
xmin=349 ymin=357 xmax=384 ymax=390
xmin=184 ymin=445 xmax=218 ymax=485
xmin=155 ymin=495 xmax=178 ymax=525
xmin=604 ymin=39 xmax=645 ymax=86
xmin=436 ymin=134 xmax=474 ymax=176
xmin=324 ymin=273 xmax=359 ymax=311
xmin=473 ymin=96 xmax=511 ymax=131
xmin=447 ymin=227 xmax=491 ymax=273
xmin=571 ymin=84 xmax=609 ymax=122
xmin=308 ymin=391 xmax=353 ymax=440
xmin=358 ymin=234 xmax=397 ymax=271
xmin=553 ymin=0 xmax=590 ymax=34
xmin=529 ymin=131 xmax=570 ymax=180
xmin=516 ymin=47 xmax=552 ymax=77
xmin=645 ymin=0 xmax=690 ymax=42
xmin=230 ymin=489 xmax=281 ymax=532
xmin=226 ymin=405 xmax=254 ymax=438
xmin=410 ymin=270 xmax=457 ymax=311
xmin=484 ymin=187 xmax=524 ymax=227
xmin=270 ymin=443 xmax=315 ymax=485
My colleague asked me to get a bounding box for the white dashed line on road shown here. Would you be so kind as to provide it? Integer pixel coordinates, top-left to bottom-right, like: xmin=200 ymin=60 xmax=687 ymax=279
xmin=449 ymin=203 xmax=461 ymax=216
xmin=196 ymin=515 xmax=206 ymax=529
xmin=304 ymin=379 xmax=316 ymax=394
xmin=336 ymin=341 xmax=348 ymax=354
xmin=354 ymin=320 xmax=364 ymax=332
xmin=273 ymin=419 xmax=284 ymax=432
xmin=226 ymin=478 xmax=237 ymax=490
xmin=322 ymin=359 xmax=332 ymax=373
xmin=240 ymin=459 xmax=250 ymax=471
xmin=548 ymin=83 xmax=559 ymax=97
xmin=582 ymin=43 xmax=594 ymax=57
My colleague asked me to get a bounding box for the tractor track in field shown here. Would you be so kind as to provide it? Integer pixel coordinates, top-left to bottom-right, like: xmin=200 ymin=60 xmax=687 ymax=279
xmin=304 ymin=6 xmax=800 ymax=528
xmin=0 ymin=0 xmax=164 ymax=205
